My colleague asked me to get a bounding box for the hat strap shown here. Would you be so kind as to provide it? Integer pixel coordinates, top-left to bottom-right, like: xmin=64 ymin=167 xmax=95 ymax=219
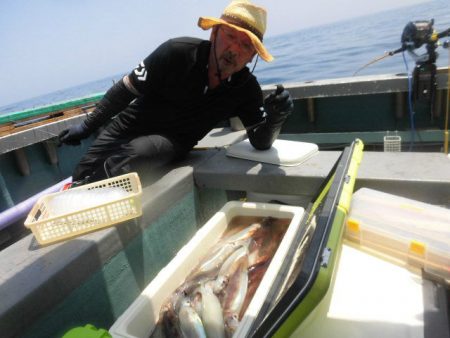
xmin=220 ymin=14 xmax=263 ymax=41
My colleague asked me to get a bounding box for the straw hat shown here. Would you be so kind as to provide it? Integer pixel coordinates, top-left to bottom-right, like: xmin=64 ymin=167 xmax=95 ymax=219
xmin=198 ymin=0 xmax=273 ymax=62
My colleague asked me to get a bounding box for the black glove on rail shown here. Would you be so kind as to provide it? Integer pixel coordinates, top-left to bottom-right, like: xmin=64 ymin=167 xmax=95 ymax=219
xmin=58 ymin=121 xmax=92 ymax=146
xmin=58 ymin=78 xmax=137 ymax=146
xmin=264 ymin=84 xmax=294 ymax=125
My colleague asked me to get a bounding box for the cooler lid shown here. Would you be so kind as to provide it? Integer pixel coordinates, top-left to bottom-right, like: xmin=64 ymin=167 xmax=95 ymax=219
xmin=249 ymin=139 xmax=364 ymax=337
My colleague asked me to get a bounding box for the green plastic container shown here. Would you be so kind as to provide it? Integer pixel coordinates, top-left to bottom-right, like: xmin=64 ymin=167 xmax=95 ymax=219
xmin=250 ymin=139 xmax=364 ymax=337
xmin=62 ymin=324 xmax=111 ymax=338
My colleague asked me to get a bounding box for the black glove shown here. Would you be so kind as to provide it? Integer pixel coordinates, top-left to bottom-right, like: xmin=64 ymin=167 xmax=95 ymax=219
xmin=58 ymin=121 xmax=91 ymax=146
xmin=264 ymin=84 xmax=294 ymax=124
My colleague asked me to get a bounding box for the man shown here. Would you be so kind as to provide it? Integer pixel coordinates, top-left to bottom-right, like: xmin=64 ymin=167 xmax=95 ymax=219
xmin=59 ymin=0 xmax=294 ymax=184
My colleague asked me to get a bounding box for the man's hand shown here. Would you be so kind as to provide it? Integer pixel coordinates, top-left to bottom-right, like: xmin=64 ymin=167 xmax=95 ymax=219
xmin=58 ymin=121 xmax=91 ymax=146
xmin=264 ymin=84 xmax=294 ymax=122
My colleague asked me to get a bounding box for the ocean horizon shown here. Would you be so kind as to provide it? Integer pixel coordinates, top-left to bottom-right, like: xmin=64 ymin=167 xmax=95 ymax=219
xmin=1 ymin=0 xmax=449 ymax=115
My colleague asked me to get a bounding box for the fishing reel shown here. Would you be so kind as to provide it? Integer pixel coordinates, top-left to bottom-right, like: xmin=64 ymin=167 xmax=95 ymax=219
xmin=390 ymin=19 xmax=450 ymax=116
xmin=390 ymin=19 xmax=449 ymax=59
xmin=400 ymin=20 xmax=443 ymax=63
xmin=401 ymin=20 xmax=434 ymax=51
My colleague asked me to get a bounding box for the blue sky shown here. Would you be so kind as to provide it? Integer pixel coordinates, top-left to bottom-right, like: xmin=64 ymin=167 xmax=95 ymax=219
xmin=0 ymin=0 xmax=428 ymax=107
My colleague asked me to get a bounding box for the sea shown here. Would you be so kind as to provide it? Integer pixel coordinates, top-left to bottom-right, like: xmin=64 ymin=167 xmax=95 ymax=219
xmin=1 ymin=0 xmax=449 ymax=115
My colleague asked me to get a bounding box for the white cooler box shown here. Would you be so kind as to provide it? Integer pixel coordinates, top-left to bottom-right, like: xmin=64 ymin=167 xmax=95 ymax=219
xmin=109 ymin=201 xmax=305 ymax=338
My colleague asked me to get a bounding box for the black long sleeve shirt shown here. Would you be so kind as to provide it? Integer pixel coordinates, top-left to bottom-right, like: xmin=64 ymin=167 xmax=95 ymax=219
xmin=86 ymin=37 xmax=280 ymax=151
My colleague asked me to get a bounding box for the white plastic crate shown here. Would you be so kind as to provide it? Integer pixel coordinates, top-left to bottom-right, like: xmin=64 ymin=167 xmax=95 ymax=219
xmin=25 ymin=173 xmax=142 ymax=245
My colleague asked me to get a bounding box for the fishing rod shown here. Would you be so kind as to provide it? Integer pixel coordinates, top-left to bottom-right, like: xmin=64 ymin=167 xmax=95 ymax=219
xmin=353 ymin=20 xmax=450 ymax=76
xmin=352 ymin=53 xmax=392 ymax=76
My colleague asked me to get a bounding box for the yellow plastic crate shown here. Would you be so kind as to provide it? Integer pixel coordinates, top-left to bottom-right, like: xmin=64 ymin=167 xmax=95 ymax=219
xmin=25 ymin=173 xmax=142 ymax=245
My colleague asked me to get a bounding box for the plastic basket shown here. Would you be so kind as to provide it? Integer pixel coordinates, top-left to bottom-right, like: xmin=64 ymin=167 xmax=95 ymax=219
xmin=25 ymin=173 xmax=142 ymax=245
xmin=383 ymin=135 xmax=401 ymax=152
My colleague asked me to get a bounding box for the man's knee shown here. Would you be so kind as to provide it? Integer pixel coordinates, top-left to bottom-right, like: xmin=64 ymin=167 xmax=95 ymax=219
xmin=129 ymin=135 xmax=177 ymax=159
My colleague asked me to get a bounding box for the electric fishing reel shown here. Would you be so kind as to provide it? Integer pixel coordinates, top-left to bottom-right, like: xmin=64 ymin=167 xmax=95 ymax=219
xmin=401 ymin=20 xmax=434 ymax=50
xmin=389 ymin=20 xmax=450 ymax=116
xmin=390 ymin=19 xmax=449 ymax=58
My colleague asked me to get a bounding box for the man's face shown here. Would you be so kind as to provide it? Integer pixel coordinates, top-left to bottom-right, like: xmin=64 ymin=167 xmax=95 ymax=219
xmin=212 ymin=25 xmax=256 ymax=78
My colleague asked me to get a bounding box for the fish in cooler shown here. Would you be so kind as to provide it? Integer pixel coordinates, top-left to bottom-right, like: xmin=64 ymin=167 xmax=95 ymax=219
xmin=150 ymin=217 xmax=288 ymax=338
xmin=192 ymin=283 xmax=225 ymax=338
xmin=221 ymin=252 xmax=249 ymax=336
xmin=178 ymin=298 xmax=207 ymax=338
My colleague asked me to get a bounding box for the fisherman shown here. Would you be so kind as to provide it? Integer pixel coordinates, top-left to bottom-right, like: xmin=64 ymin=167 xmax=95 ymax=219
xmin=58 ymin=0 xmax=294 ymax=184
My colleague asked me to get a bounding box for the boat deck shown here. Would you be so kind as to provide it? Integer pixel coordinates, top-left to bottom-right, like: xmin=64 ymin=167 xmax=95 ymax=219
xmin=0 ymin=128 xmax=449 ymax=337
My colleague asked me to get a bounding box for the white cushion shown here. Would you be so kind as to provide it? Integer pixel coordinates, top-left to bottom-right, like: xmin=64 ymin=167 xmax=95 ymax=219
xmin=226 ymin=139 xmax=318 ymax=166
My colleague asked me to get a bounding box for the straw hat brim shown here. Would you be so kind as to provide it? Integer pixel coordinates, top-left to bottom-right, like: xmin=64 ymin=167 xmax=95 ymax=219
xmin=198 ymin=16 xmax=274 ymax=62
